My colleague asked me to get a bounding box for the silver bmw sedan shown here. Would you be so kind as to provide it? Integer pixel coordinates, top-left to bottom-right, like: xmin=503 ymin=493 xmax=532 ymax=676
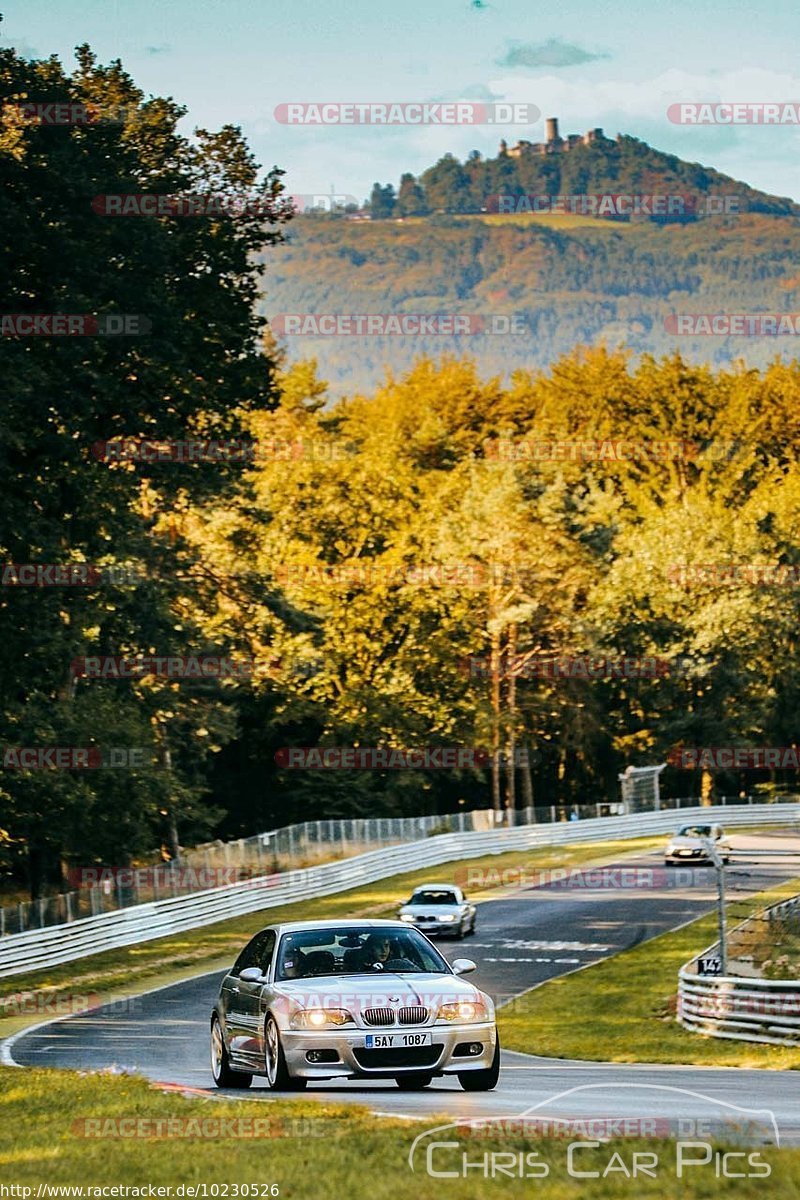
xmin=211 ymin=918 xmax=498 ymax=1092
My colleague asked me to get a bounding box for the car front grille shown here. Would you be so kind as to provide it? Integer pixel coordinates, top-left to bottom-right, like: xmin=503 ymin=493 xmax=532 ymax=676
xmin=363 ymin=1007 xmax=396 ymax=1026
xmin=398 ymin=1006 xmax=428 ymax=1025
xmin=353 ymin=1045 xmax=442 ymax=1070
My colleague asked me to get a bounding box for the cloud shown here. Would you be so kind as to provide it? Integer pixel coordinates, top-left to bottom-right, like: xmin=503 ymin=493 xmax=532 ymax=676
xmin=430 ymin=82 xmax=503 ymax=102
xmin=1 ymin=35 xmax=43 ymax=59
xmin=498 ymin=39 xmax=610 ymax=70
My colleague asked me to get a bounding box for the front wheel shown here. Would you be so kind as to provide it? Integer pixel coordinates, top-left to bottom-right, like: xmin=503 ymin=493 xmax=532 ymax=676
xmin=458 ymin=1038 xmax=500 ymax=1092
xmin=395 ymin=1074 xmax=433 ymax=1090
xmin=264 ymin=1014 xmax=306 ymax=1090
xmin=211 ymin=1015 xmax=252 ymax=1089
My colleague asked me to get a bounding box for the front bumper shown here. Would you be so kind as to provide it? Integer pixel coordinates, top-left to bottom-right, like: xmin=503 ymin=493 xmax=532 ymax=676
xmin=665 ymin=850 xmax=711 ymax=863
xmin=400 ymin=918 xmax=463 ymax=937
xmin=281 ymin=1021 xmax=496 ymax=1079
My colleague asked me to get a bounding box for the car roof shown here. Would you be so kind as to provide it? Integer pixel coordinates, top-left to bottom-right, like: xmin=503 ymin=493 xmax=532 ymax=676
xmin=410 ymin=883 xmax=461 ymax=891
xmin=266 ymin=918 xmax=414 ymax=935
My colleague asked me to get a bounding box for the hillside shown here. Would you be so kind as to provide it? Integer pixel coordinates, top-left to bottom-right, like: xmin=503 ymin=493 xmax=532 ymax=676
xmin=259 ymin=209 xmax=800 ymax=393
xmin=430 ymin=133 xmax=798 ymax=217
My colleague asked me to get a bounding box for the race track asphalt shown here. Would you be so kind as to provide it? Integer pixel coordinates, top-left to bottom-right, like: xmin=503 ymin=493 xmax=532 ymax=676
xmin=7 ymin=833 xmax=800 ymax=1142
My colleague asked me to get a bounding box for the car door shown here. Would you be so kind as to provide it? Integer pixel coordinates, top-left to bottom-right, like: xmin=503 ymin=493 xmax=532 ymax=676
xmin=225 ymin=929 xmax=276 ymax=1065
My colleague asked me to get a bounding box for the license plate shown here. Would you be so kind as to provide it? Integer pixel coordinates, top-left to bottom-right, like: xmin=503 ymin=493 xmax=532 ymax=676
xmin=364 ymin=1032 xmax=431 ymax=1048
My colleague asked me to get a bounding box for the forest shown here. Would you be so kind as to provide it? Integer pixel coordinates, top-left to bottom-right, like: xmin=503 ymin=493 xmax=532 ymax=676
xmin=3 ymin=43 xmax=800 ymax=898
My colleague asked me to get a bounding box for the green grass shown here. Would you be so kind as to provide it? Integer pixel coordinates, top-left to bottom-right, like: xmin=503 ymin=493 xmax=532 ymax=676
xmin=379 ymin=211 xmax=631 ymax=230
xmin=497 ymin=875 xmax=800 ymax=1069
xmin=466 ymin=211 xmax=629 ymax=231
xmin=2 ymin=1065 xmax=799 ymax=1196
xmin=0 ymin=837 xmax=663 ymax=1041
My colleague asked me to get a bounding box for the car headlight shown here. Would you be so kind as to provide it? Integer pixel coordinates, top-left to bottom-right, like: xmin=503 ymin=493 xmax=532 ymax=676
xmin=290 ymin=1008 xmax=354 ymax=1029
xmin=399 ymin=913 xmax=415 ymax=921
xmin=436 ymin=1000 xmax=487 ymax=1023
xmin=437 ymin=914 xmax=457 ymax=922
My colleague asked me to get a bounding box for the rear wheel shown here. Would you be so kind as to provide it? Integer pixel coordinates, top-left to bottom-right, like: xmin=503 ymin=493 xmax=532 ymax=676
xmin=458 ymin=1038 xmax=500 ymax=1092
xmin=395 ymin=1074 xmax=433 ymax=1090
xmin=211 ymin=1015 xmax=252 ymax=1089
xmin=264 ymin=1014 xmax=307 ymax=1090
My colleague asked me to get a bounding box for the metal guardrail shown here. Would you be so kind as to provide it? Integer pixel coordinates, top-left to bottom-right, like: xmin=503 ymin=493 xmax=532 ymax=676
xmin=679 ymin=893 xmax=800 ymax=1046
xmin=2 ymin=802 xmax=798 ymax=980
xmin=1 ymin=793 xmax=777 ymax=937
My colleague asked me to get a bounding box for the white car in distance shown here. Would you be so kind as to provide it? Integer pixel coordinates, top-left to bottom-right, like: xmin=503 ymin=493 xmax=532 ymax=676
xmin=665 ymin=823 xmax=731 ymax=865
xmin=398 ymin=883 xmax=476 ymax=939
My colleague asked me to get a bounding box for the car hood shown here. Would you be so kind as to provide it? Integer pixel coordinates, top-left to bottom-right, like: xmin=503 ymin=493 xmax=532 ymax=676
xmin=273 ymin=972 xmax=484 ymax=1008
xmin=668 ymin=835 xmax=717 ymax=848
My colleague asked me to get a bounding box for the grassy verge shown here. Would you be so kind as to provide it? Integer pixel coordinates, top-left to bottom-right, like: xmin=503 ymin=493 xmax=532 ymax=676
xmin=497 ymin=875 xmax=800 ymax=1069
xmin=1 ymin=1065 xmax=799 ymax=1195
xmin=1 ymin=837 xmax=663 ymax=1041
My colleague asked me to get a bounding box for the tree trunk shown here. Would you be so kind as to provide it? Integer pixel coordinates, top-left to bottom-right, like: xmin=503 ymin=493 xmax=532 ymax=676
xmin=490 ymin=629 xmax=502 ymax=815
xmin=156 ymin=721 xmax=181 ymax=860
xmin=519 ymin=743 xmax=534 ymax=813
xmin=700 ymin=768 xmax=713 ymax=806
xmin=505 ymin=625 xmax=517 ymax=815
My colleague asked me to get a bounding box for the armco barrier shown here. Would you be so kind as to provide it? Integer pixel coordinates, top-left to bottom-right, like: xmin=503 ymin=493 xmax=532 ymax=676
xmin=679 ymin=891 xmax=800 ymax=1046
xmin=2 ymin=803 xmax=798 ymax=980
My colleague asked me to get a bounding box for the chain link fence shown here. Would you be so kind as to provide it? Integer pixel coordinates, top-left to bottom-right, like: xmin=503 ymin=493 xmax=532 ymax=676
xmin=1 ymin=793 xmax=794 ymax=936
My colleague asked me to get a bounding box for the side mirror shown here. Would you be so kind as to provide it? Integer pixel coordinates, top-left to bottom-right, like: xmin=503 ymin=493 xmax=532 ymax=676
xmin=239 ymin=966 xmax=265 ymax=984
xmin=452 ymin=958 xmax=476 ymax=976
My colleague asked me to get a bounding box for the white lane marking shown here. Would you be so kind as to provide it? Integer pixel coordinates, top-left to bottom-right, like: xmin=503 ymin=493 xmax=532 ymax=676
xmin=500 ymin=939 xmax=611 ymax=951
xmin=25 ymin=1035 xmax=198 ymax=1046
xmin=483 ymin=956 xmax=581 ymax=964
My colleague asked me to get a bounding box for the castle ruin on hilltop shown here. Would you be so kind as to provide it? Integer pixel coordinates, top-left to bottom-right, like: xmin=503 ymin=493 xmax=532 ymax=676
xmin=499 ymin=117 xmax=618 ymax=159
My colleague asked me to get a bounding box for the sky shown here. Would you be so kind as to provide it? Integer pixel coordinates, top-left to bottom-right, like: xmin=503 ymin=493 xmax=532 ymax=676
xmin=4 ymin=0 xmax=800 ymax=204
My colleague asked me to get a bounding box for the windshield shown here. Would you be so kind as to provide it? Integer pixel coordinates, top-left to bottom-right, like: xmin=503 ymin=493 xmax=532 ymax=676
xmin=275 ymin=926 xmax=450 ymax=980
xmin=410 ymin=889 xmax=458 ymax=905
xmin=678 ymin=825 xmax=712 ymax=837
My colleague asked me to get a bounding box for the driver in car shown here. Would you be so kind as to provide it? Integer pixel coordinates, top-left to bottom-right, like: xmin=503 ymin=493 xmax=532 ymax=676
xmin=361 ymin=933 xmax=393 ymax=969
xmin=360 ymin=933 xmax=418 ymax=972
